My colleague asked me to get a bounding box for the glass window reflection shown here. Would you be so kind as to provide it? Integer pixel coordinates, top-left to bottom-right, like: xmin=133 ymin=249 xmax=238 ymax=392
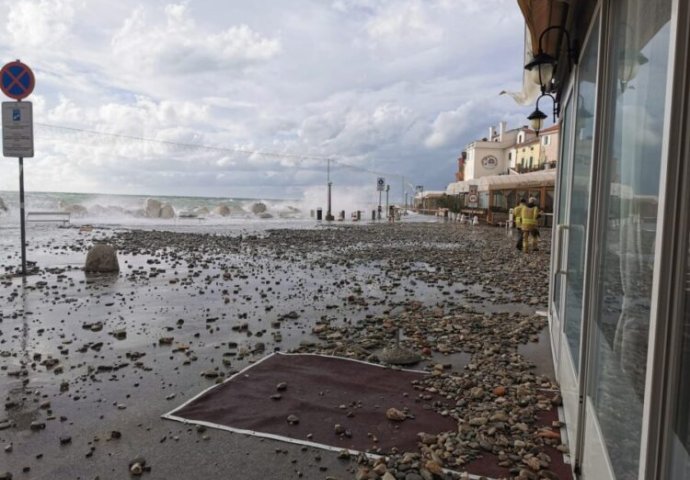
xmin=589 ymin=0 xmax=671 ymax=478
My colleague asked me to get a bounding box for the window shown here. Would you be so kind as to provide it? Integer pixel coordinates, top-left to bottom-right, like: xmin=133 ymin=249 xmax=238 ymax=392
xmin=670 ymin=238 xmax=690 ymax=479
xmin=588 ymin=0 xmax=672 ymax=477
xmin=543 ymin=135 xmax=550 ymax=146
xmin=508 ymin=152 xmax=512 ymax=160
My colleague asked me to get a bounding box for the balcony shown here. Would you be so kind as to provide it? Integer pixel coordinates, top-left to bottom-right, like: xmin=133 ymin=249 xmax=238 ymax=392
xmin=515 ymin=160 xmax=557 ymax=173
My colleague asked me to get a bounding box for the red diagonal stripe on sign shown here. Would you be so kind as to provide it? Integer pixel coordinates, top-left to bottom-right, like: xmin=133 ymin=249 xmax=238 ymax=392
xmin=5 ymin=68 xmax=29 ymax=92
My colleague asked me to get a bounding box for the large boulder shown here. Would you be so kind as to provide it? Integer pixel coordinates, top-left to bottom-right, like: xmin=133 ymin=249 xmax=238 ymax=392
xmin=251 ymin=202 xmax=267 ymax=214
xmin=144 ymin=198 xmax=162 ymax=218
xmin=213 ymin=204 xmax=231 ymax=217
xmin=193 ymin=206 xmax=210 ymax=216
xmin=85 ymin=244 xmax=119 ymax=273
xmin=160 ymin=204 xmax=175 ymax=219
xmin=62 ymin=203 xmax=88 ymax=216
xmin=58 ymin=201 xmax=87 ymax=216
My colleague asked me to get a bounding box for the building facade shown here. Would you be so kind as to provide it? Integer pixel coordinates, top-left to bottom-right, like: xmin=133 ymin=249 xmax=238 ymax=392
xmin=513 ymin=0 xmax=690 ymax=478
xmin=539 ymin=123 xmax=560 ymax=169
xmin=464 ymin=121 xmax=523 ymax=180
xmin=463 ymin=122 xmax=559 ymax=179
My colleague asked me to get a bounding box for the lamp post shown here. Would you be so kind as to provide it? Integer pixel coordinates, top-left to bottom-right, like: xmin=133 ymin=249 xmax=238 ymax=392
xmin=326 ymin=181 xmax=334 ymax=221
xmin=385 ymin=184 xmax=390 ymax=219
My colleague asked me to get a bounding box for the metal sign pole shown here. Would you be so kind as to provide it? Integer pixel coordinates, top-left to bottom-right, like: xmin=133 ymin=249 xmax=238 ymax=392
xmin=0 ymin=61 xmax=35 ymax=276
xmin=378 ymin=191 xmax=382 ymax=220
xmin=19 ymin=156 xmax=26 ymax=275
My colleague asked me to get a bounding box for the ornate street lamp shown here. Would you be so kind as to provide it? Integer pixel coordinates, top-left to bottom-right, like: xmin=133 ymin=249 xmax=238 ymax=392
xmin=527 ymin=93 xmax=556 ymax=136
xmin=524 ymin=25 xmax=578 ymax=94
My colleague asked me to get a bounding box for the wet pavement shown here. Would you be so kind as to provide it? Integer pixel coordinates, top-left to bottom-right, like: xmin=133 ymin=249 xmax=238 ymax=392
xmin=0 ymin=221 xmax=557 ymax=479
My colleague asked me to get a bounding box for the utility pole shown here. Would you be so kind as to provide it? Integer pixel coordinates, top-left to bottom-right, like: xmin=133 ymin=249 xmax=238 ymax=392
xmin=326 ymin=159 xmax=333 ymax=221
xmin=378 ymin=190 xmax=382 ymax=220
xmin=401 ymin=176 xmax=405 ymax=209
xmin=385 ymin=184 xmax=390 ymax=219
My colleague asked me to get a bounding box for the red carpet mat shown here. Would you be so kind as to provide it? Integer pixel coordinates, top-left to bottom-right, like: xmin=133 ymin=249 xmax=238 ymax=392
xmin=164 ymin=353 xmax=456 ymax=454
xmin=164 ymin=353 xmax=572 ymax=479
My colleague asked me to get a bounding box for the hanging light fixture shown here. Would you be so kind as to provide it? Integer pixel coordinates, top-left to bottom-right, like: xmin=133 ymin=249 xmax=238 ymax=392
xmin=619 ymin=50 xmax=648 ymax=93
xmin=527 ymin=93 xmax=556 ymax=136
xmin=525 ymin=25 xmax=578 ymax=94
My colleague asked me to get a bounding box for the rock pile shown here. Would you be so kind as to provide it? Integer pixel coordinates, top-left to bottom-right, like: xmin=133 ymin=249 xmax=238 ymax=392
xmin=143 ymin=198 xmax=175 ymax=218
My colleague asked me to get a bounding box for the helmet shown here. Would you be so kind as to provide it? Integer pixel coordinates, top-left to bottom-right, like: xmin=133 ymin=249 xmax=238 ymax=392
xmin=529 ymin=197 xmax=537 ymax=204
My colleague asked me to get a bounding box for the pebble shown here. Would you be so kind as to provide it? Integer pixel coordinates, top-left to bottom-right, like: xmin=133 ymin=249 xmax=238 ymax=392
xmin=286 ymin=414 xmax=299 ymax=425
xmin=0 ymin=222 xmax=555 ymax=478
xmin=386 ymin=408 xmax=407 ymax=422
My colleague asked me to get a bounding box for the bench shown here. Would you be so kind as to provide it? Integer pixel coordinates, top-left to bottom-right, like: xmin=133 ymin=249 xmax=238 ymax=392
xmin=26 ymin=211 xmax=71 ymax=225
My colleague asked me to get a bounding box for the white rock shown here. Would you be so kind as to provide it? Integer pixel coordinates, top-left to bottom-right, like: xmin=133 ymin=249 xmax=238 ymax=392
xmin=144 ymin=198 xmax=162 ymax=218
xmin=213 ymin=205 xmax=231 ymax=216
xmin=59 ymin=202 xmax=87 ymax=216
xmin=85 ymin=244 xmax=119 ymax=273
xmin=160 ymin=204 xmax=175 ymax=219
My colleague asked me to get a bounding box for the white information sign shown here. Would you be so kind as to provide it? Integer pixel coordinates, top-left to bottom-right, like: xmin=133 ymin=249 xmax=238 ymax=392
xmin=2 ymin=101 xmax=34 ymax=157
xmin=377 ymin=177 xmax=385 ymax=192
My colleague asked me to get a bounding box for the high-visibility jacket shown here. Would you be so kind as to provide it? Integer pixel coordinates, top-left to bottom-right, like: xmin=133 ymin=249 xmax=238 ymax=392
xmin=513 ymin=204 xmax=524 ymax=227
xmin=521 ymin=205 xmax=540 ymax=230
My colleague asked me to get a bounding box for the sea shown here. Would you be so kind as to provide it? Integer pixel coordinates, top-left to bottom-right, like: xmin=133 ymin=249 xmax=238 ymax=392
xmin=0 ymin=190 xmax=310 ymax=225
xmin=0 ymin=190 xmax=432 ymax=274
xmin=0 ymin=190 xmax=319 ymax=275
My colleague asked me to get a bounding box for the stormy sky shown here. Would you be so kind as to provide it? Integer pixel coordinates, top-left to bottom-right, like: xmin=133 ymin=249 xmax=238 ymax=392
xmin=0 ymin=0 xmax=529 ymax=200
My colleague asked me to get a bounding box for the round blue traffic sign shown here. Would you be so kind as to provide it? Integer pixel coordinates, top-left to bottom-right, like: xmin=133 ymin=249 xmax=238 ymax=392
xmin=0 ymin=60 xmax=35 ymax=100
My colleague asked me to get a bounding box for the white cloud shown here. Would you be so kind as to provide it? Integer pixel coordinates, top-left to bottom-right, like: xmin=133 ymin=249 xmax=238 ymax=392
xmin=111 ymin=4 xmax=281 ymax=76
xmin=0 ymin=0 xmax=528 ymax=198
xmin=366 ymin=2 xmax=443 ymax=49
xmin=425 ymin=102 xmax=476 ymax=149
xmin=6 ymin=0 xmax=80 ymax=47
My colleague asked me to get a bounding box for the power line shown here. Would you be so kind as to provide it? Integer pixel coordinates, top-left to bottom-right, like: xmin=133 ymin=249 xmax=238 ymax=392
xmin=35 ymin=122 xmax=329 ymax=162
xmin=35 ymin=122 xmax=411 ymax=184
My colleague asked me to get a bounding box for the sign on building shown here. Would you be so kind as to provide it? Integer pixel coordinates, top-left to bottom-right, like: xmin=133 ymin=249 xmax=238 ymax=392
xmin=468 ymin=184 xmax=478 ymax=207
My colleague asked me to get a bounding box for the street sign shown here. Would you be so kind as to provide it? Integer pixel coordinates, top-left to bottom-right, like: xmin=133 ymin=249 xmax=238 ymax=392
xmin=377 ymin=177 xmax=385 ymax=192
xmin=2 ymin=101 xmax=34 ymax=157
xmin=468 ymin=184 xmax=478 ymax=206
xmin=0 ymin=61 xmax=35 ymax=100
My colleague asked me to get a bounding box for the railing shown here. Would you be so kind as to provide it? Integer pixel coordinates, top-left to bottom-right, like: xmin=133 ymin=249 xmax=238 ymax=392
xmin=26 ymin=211 xmax=71 ymax=225
xmin=516 ymin=161 xmax=557 ymax=173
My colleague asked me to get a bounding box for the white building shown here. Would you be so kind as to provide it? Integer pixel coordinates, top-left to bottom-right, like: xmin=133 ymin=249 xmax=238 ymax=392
xmin=463 ymin=121 xmax=536 ymax=180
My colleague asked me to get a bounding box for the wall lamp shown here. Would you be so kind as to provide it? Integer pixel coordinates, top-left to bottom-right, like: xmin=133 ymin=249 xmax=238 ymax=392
xmin=527 ymin=93 xmax=557 ymax=136
xmin=524 ymin=25 xmax=578 ymax=94
xmin=619 ymin=50 xmax=648 ymax=93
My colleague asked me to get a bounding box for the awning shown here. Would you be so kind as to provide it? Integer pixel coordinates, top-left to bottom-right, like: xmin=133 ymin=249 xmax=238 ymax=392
xmin=447 ymin=170 xmax=556 ymax=195
xmin=501 ymin=1 xmax=571 ymax=106
xmin=518 ymin=0 xmax=572 ymax=61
